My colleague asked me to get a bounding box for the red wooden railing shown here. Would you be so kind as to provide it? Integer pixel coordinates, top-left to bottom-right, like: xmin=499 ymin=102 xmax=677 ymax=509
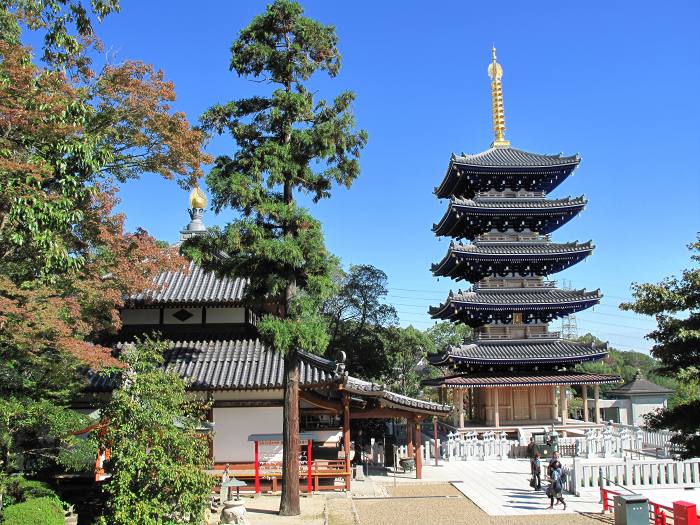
xmin=600 ymin=488 xmax=697 ymax=525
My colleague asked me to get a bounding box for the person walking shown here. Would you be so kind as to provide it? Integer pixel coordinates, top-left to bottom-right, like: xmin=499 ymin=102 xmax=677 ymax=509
xmin=531 ymin=452 xmax=542 ymax=490
xmin=546 ymin=460 xmax=566 ymax=510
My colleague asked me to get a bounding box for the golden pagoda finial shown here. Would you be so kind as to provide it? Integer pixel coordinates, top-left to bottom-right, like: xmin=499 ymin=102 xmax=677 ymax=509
xmin=189 ymin=185 xmax=207 ymax=210
xmin=487 ymin=46 xmax=510 ymax=149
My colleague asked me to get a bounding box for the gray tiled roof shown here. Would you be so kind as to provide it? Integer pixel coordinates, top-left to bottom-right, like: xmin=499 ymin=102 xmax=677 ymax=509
xmin=422 ymin=371 xmax=620 ymax=388
xmin=452 ymin=148 xmax=580 ymax=168
xmin=86 ymin=341 xmax=451 ymax=414
xmin=343 ymin=377 xmax=451 ymax=414
xmin=128 ymin=261 xmax=247 ymax=305
xmin=452 ymin=196 xmax=587 ymax=209
xmin=437 ymin=287 xmax=601 ymax=306
xmin=428 ymin=340 xmax=608 ymax=365
xmin=87 ymin=339 xmax=339 ymax=391
xmin=608 ymin=375 xmax=673 ymax=396
xmin=449 ymin=241 xmax=593 ymax=255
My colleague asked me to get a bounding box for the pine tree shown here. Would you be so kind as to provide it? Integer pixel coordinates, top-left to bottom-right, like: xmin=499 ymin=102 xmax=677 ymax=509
xmin=184 ymin=0 xmax=366 ymax=515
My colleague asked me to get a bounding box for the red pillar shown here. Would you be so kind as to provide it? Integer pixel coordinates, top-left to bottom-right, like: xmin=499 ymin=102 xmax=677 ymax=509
xmin=342 ymin=394 xmax=351 ymax=491
xmin=254 ymin=440 xmax=260 ymax=494
xmin=433 ymin=416 xmax=439 ymax=466
xmin=407 ymin=419 xmax=414 ymax=458
xmin=674 ymin=501 xmax=698 ymax=525
xmin=307 ymin=440 xmax=312 ymax=494
xmin=414 ymin=416 xmax=423 ymax=479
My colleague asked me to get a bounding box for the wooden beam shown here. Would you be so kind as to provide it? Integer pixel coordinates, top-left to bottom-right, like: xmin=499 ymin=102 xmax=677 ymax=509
xmin=299 ymin=391 xmax=342 ymax=412
xmin=348 ymin=408 xmax=428 ymax=420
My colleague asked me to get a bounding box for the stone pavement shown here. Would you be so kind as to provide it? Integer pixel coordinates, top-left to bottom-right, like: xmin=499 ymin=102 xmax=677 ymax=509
xmin=364 ymin=458 xmax=602 ymax=516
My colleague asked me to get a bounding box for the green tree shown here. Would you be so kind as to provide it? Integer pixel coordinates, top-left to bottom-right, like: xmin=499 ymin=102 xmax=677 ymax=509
xmin=620 ymin=236 xmax=700 ymax=458
xmin=424 ymin=321 xmax=472 ymax=354
xmin=183 ymin=0 xmax=366 ymax=514
xmin=97 ymin=339 xmax=213 ymax=525
xmin=383 ymin=326 xmax=433 ymax=397
xmin=0 ymin=0 xmax=207 ymax=501
xmin=322 ymin=264 xmax=397 ymax=379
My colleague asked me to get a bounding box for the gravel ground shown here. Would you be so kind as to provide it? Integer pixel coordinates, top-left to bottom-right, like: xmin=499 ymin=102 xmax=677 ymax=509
xmin=208 ymin=494 xmax=325 ymax=525
xmin=349 ymin=483 xmax=612 ymax=525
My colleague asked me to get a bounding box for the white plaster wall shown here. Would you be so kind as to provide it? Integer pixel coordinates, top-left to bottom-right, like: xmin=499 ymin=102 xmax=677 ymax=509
xmin=213 ymin=407 xmax=282 ymax=462
xmin=164 ymin=307 xmax=202 ymax=324
xmin=120 ymin=308 xmax=159 ymax=325
xmin=213 ymin=390 xmax=283 ymax=401
xmin=207 ymin=307 xmax=245 ymax=324
xmin=631 ymin=396 xmax=667 ymax=426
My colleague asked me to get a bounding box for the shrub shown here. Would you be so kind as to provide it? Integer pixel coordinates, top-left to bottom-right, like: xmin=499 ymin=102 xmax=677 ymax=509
xmin=2 ymin=496 xmax=64 ymax=525
xmin=4 ymin=477 xmax=58 ymax=505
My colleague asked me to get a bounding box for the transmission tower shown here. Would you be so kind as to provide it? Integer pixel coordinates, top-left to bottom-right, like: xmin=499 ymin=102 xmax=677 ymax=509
xmin=560 ymin=279 xmax=579 ymax=339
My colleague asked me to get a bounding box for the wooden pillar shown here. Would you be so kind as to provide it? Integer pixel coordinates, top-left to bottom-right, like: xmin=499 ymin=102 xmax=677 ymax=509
xmin=594 ymin=384 xmax=601 ymax=424
xmin=551 ymin=386 xmax=558 ymax=419
xmin=560 ymin=385 xmax=568 ymax=426
xmin=494 ymin=388 xmax=500 ymax=428
xmin=453 ymin=388 xmax=464 ymax=428
xmin=342 ymin=394 xmax=351 ymax=490
xmin=459 ymin=388 xmax=465 ymax=428
xmin=414 ymin=416 xmax=423 ymax=479
xmin=528 ymin=386 xmax=536 ymax=422
xmin=407 ymin=418 xmax=415 ymax=460
xmin=433 ymin=416 xmax=439 ymax=467
xmin=582 ymin=385 xmax=589 ymax=422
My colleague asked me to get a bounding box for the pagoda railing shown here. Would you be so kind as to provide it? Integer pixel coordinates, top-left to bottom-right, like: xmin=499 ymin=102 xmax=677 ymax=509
xmin=476 ymin=233 xmax=551 ymax=243
xmin=474 ymin=331 xmax=561 ymax=341
xmin=477 ymin=190 xmax=546 ymax=198
xmin=475 ymin=278 xmax=556 ymax=289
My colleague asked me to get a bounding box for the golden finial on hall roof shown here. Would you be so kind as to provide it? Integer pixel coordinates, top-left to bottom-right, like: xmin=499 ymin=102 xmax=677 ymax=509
xmin=189 ymin=185 xmax=207 ymax=210
xmin=487 ymin=46 xmax=510 ymax=149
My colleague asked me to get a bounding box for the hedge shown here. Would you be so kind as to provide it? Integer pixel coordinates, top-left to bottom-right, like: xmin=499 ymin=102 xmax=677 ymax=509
xmin=2 ymin=496 xmax=64 ymax=525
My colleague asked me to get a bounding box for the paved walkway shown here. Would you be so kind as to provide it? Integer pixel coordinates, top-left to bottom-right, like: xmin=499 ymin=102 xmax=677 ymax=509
xmin=366 ymin=459 xmax=601 ymax=516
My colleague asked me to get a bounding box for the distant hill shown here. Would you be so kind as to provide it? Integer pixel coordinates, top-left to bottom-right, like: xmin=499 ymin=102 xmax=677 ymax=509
xmin=574 ymin=333 xmax=678 ymax=405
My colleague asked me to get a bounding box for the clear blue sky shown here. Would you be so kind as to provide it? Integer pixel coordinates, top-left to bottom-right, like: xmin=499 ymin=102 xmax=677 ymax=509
xmin=87 ymin=1 xmax=699 ymax=353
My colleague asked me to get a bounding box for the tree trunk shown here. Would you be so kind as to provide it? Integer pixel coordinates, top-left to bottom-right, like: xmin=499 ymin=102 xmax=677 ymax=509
xmin=279 ymin=349 xmax=300 ymax=515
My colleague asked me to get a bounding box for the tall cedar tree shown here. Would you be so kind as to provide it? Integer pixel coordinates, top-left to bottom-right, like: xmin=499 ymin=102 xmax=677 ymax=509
xmin=184 ymin=0 xmax=366 ymax=514
xmin=620 ymin=236 xmax=700 ymax=458
xmin=0 ymin=0 xmax=209 ymax=481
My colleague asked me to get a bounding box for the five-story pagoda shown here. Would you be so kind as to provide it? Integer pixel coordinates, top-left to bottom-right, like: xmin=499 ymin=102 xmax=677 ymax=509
xmin=422 ymin=49 xmax=620 ymax=433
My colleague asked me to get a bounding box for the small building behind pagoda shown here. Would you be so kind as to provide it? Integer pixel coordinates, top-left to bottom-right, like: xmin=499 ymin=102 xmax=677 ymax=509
xmin=84 ymin=188 xmax=449 ymax=490
xmin=592 ymin=371 xmax=673 ymax=426
xmin=421 ymin=49 xmax=620 ymax=436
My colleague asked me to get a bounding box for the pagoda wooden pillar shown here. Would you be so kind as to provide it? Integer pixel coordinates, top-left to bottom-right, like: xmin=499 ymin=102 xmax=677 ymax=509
xmin=414 ymin=416 xmax=423 ymax=479
xmin=407 ymin=419 xmax=414 ymax=458
xmin=528 ymin=387 xmax=536 ymax=421
xmin=453 ymin=388 xmax=464 ymax=428
xmin=493 ymin=388 xmax=500 ymax=428
xmin=594 ymin=384 xmax=601 ymax=423
xmin=342 ymin=394 xmax=351 ymax=490
xmin=551 ymin=386 xmax=558 ymax=419
xmin=560 ymin=385 xmax=568 ymax=434
xmin=582 ymin=385 xmax=589 ymax=422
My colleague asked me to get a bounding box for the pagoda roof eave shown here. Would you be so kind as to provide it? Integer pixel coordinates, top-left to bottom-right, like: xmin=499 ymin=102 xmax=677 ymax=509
xmin=421 ymin=371 xmax=620 ymax=389
xmin=434 ymin=147 xmax=581 ymax=199
xmin=428 ymin=289 xmax=601 ymax=324
xmin=427 ymin=340 xmax=608 ymax=366
xmin=432 ymin=196 xmax=588 ymax=238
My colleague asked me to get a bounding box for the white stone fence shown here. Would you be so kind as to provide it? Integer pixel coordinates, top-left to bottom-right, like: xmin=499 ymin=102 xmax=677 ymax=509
xmin=372 ymin=431 xmax=519 ymax=463
xmin=558 ymin=425 xmax=673 ymax=459
xmin=611 ymin=423 xmax=674 ymax=454
xmin=561 ymin=457 xmax=700 ymax=496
